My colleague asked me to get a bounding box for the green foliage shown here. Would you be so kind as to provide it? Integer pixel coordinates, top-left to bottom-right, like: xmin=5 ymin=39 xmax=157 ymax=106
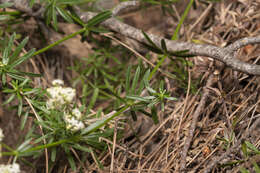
xmin=0 ymin=0 xmax=184 ymax=171
xmin=0 ymin=33 xmax=40 ymax=85
xmin=43 ymin=0 xmax=94 ymax=30
xmin=142 ymin=31 xmax=198 ymax=93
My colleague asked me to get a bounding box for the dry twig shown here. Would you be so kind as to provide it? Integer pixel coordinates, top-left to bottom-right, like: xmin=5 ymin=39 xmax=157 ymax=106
xmin=179 ymin=74 xmax=215 ymax=172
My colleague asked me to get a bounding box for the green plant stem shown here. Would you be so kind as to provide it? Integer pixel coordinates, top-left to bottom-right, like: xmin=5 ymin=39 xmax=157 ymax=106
xmin=0 ymin=11 xmax=21 ymax=15
xmin=1 ymin=142 xmax=15 ymax=152
xmin=171 ymin=0 xmax=194 ymax=40
xmin=149 ymin=0 xmax=193 ymax=80
xmin=2 ymin=138 xmax=72 ymax=156
xmin=25 ymin=138 xmax=71 ymax=153
xmin=83 ymin=105 xmax=129 ymax=135
xmin=149 ymin=55 xmax=167 ymax=80
xmin=33 ymin=28 xmax=86 ymax=56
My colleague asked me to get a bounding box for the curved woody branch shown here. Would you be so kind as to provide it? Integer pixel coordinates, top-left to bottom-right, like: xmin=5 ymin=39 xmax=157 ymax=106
xmin=77 ymin=10 xmax=260 ymax=75
xmin=2 ymin=0 xmax=260 ymax=76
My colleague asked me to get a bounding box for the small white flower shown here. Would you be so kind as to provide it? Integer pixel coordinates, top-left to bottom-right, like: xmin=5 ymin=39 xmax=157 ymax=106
xmin=0 ymin=163 xmax=21 ymax=173
xmin=64 ymin=112 xmax=85 ymax=131
xmin=0 ymin=128 xmax=4 ymax=142
xmin=46 ymin=86 xmax=76 ymax=109
xmin=61 ymin=87 xmax=76 ymax=103
xmin=52 ymin=79 xmax=64 ymax=86
xmin=72 ymin=108 xmax=82 ymax=119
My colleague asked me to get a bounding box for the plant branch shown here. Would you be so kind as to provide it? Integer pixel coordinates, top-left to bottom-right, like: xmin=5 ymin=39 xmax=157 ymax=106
xmin=2 ymin=0 xmax=260 ymax=75
xmin=74 ymin=3 xmax=260 ymax=75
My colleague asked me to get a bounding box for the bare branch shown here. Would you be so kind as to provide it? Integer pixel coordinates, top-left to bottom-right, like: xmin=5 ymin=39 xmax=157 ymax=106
xmin=3 ymin=0 xmax=260 ymax=75
xmin=74 ymin=6 xmax=260 ymax=75
xmin=112 ymin=1 xmax=140 ymax=16
xmin=225 ymin=36 xmax=260 ymax=52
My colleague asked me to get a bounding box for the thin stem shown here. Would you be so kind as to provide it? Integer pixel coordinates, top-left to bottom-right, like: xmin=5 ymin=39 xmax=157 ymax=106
xmin=33 ymin=28 xmax=86 ymax=56
xmin=171 ymin=0 xmax=194 ymax=40
xmin=149 ymin=55 xmax=167 ymax=80
xmin=24 ymin=96 xmax=49 ymax=173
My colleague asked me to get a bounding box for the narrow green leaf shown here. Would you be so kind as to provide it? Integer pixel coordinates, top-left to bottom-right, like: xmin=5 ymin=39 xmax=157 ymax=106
xmin=87 ymin=10 xmax=112 ymax=27
xmin=104 ymin=78 xmax=113 ymax=90
xmin=67 ymin=154 xmax=76 ymax=171
xmin=18 ymin=100 xmax=23 ymax=116
xmin=161 ymin=39 xmax=167 ymax=53
xmin=165 ymin=96 xmax=178 ymax=101
xmin=45 ymin=4 xmax=52 ymax=26
xmin=51 ymin=147 xmax=56 ymax=162
xmin=24 ymin=88 xmax=42 ymax=95
xmin=171 ymin=0 xmax=194 ymax=40
xmin=2 ymin=94 xmax=15 ymax=105
xmin=88 ymin=26 xmax=109 ymax=33
xmin=253 ymin=161 xmax=260 ymax=173
xmin=245 ymin=141 xmax=260 ymax=154
xmin=56 ymin=7 xmax=73 ymax=23
xmin=9 ymin=48 xmax=35 ymax=69
xmin=30 ymin=99 xmax=50 ymax=114
xmin=52 ymin=4 xmax=58 ymax=31
xmin=87 ymin=88 xmax=99 ymax=111
xmin=126 ymin=95 xmax=151 ymax=102
xmin=130 ymin=66 xmax=140 ymax=95
xmin=151 ymin=106 xmax=158 ymax=124
xmin=241 ymin=142 xmax=248 ymax=158
xmin=240 ymin=167 xmax=250 ymax=173
xmin=138 ymin=109 xmax=152 ymax=117
xmin=73 ymin=144 xmax=91 ymax=153
xmin=146 ymin=86 xmax=156 ymax=94
xmin=1 ymin=74 xmax=6 ymax=85
xmin=149 ymin=55 xmax=167 ymax=80
xmin=100 ymin=70 xmax=117 ymax=81
xmin=29 ymin=0 xmax=35 ymax=8
xmin=20 ymin=78 xmax=29 ymax=87
xmin=2 ymin=88 xmax=14 ymax=93
xmin=126 ymin=66 xmax=131 ymax=95
xmin=142 ymin=31 xmax=160 ymax=50
xmin=57 ymin=0 xmax=88 ymax=5
xmin=20 ymin=111 xmax=29 ymax=130
xmin=7 ymin=73 xmax=26 ymax=81
xmin=130 ymin=110 xmax=137 ymax=121
xmin=0 ymin=2 xmax=13 ymax=8
xmin=15 ymin=71 xmax=41 ymax=77
xmin=143 ymin=42 xmax=163 ymax=54
xmin=10 ymin=37 xmax=29 ymax=63
xmin=143 ymin=69 xmax=150 ymax=87
xmin=0 ymin=15 xmax=12 ymax=21
xmin=3 ymin=33 xmax=16 ymax=65
xmin=17 ymin=138 xmax=32 ymax=151
xmin=81 ymin=106 xmax=128 ymax=135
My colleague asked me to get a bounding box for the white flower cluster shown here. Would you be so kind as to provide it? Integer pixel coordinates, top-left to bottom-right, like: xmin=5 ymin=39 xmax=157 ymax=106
xmin=0 ymin=163 xmax=20 ymax=173
xmin=64 ymin=108 xmax=85 ymax=131
xmin=46 ymin=80 xmax=76 ymax=109
xmin=47 ymin=80 xmax=85 ymax=131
